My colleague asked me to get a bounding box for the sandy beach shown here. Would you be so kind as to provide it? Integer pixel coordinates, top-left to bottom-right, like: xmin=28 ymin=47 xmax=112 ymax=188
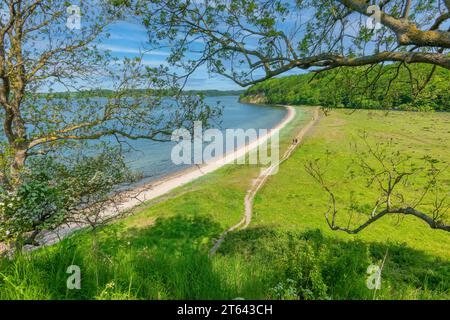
xmin=38 ymin=105 xmax=296 ymax=246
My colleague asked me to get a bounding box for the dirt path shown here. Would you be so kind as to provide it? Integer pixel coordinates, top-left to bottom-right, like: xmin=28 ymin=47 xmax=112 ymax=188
xmin=210 ymin=107 xmax=321 ymax=255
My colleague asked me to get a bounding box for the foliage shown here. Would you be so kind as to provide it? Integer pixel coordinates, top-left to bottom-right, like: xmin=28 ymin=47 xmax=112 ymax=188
xmin=0 ymin=149 xmax=134 ymax=248
xmin=139 ymin=0 xmax=450 ymax=88
xmin=241 ymin=64 xmax=450 ymax=111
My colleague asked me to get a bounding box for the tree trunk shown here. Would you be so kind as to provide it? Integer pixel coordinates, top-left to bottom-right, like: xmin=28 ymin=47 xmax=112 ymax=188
xmin=10 ymin=146 xmax=27 ymax=185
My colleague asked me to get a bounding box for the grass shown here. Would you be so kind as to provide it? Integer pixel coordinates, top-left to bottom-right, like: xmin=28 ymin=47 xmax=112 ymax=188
xmin=251 ymin=109 xmax=450 ymax=299
xmin=253 ymin=110 xmax=450 ymax=257
xmin=0 ymin=107 xmax=448 ymax=300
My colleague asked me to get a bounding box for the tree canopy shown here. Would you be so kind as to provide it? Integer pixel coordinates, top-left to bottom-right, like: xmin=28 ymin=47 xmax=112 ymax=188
xmin=138 ymin=0 xmax=450 ymax=87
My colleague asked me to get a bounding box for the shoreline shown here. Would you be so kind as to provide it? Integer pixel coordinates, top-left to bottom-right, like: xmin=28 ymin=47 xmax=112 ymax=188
xmin=37 ymin=105 xmax=296 ymax=247
xmin=118 ymin=104 xmax=294 ymax=204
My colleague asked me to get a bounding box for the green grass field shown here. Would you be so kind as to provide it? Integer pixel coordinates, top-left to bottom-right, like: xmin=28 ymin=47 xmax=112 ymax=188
xmin=0 ymin=107 xmax=448 ymax=300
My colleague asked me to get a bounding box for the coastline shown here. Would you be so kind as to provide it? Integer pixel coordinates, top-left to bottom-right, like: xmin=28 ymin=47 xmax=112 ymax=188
xmin=38 ymin=105 xmax=295 ymax=247
xmin=116 ymin=104 xmax=294 ymax=205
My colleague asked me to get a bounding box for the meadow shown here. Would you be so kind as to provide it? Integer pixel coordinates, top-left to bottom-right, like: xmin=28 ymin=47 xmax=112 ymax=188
xmin=0 ymin=107 xmax=448 ymax=300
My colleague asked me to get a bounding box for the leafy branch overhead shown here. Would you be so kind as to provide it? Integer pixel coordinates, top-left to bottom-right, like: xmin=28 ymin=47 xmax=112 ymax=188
xmin=141 ymin=0 xmax=450 ymax=86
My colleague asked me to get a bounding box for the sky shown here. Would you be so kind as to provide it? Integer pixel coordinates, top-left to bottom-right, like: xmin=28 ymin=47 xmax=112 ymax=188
xmin=25 ymin=1 xmax=450 ymax=93
xmin=41 ymin=13 xmax=305 ymax=93
xmin=96 ymin=18 xmax=306 ymax=92
xmin=39 ymin=0 xmax=319 ymax=93
xmin=99 ymin=20 xmax=244 ymax=91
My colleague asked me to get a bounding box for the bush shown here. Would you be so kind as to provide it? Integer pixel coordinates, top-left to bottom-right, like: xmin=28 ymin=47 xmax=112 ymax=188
xmin=0 ymin=148 xmax=135 ymax=250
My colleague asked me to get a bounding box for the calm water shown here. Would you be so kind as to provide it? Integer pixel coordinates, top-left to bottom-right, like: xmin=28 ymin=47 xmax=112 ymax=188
xmin=124 ymin=96 xmax=287 ymax=183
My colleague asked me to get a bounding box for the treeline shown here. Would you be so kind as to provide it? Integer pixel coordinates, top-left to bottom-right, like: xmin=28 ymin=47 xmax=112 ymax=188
xmin=240 ymin=64 xmax=450 ymax=111
xmin=39 ymin=89 xmax=244 ymax=99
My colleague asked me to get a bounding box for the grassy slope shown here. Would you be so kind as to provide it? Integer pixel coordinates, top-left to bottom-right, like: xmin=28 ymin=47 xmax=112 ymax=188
xmin=0 ymin=107 xmax=448 ymax=300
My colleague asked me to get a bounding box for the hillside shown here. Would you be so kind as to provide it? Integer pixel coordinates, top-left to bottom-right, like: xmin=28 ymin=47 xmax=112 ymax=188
xmin=240 ymin=64 xmax=450 ymax=111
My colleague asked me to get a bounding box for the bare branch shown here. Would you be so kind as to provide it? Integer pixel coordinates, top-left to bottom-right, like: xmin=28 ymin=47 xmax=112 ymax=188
xmin=305 ymin=134 xmax=449 ymax=234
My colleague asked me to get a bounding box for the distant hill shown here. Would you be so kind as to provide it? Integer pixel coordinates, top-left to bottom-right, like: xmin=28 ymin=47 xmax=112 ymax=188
xmin=187 ymin=89 xmax=245 ymax=97
xmin=240 ymin=64 xmax=450 ymax=111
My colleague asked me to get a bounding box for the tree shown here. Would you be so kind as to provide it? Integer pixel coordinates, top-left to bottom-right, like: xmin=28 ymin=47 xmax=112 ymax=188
xmin=0 ymin=0 xmax=216 ymax=188
xmin=138 ymin=0 xmax=449 ymax=86
xmin=0 ymin=0 xmax=217 ymax=251
xmin=0 ymin=149 xmax=135 ymax=247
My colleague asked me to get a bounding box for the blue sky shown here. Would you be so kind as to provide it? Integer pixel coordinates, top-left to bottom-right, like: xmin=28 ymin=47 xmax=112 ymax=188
xmin=42 ymin=16 xmax=305 ymax=93
xmin=42 ymin=0 xmax=314 ymax=92
xmin=98 ymin=20 xmax=306 ymax=91
xmin=99 ymin=21 xmax=244 ymax=91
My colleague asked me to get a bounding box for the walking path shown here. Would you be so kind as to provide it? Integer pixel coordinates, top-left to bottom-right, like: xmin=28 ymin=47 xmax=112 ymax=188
xmin=210 ymin=107 xmax=321 ymax=255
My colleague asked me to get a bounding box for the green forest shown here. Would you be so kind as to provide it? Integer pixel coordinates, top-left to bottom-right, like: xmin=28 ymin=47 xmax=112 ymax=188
xmin=241 ymin=64 xmax=450 ymax=111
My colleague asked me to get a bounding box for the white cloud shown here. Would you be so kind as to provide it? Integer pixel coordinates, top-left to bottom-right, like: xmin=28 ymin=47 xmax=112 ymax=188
xmin=97 ymin=44 xmax=170 ymax=56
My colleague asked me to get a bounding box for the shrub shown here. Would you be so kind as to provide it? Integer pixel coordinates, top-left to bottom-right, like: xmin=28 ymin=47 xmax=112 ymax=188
xmin=0 ymin=148 xmax=135 ymax=252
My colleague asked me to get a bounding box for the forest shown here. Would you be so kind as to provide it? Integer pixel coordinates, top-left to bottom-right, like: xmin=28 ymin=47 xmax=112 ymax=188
xmin=241 ymin=64 xmax=450 ymax=111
